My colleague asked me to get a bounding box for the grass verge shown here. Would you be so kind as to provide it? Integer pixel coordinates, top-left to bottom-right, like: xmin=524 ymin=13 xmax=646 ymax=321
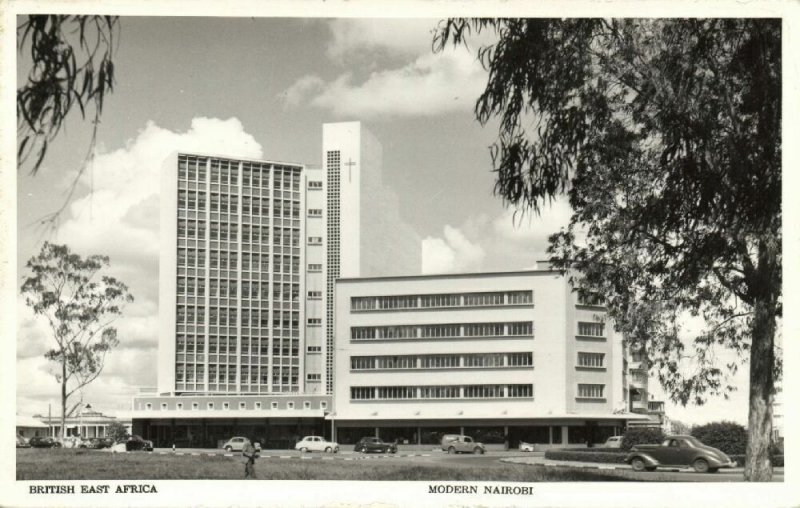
xmin=17 ymin=449 xmax=631 ymax=481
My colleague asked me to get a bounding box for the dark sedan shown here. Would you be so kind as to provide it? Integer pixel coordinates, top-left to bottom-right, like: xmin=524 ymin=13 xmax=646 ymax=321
xmin=626 ymin=435 xmax=736 ymax=473
xmin=79 ymin=437 xmax=114 ymax=449
xmin=28 ymin=436 xmax=61 ymax=448
xmin=126 ymin=435 xmax=154 ymax=452
xmin=354 ymin=437 xmax=397 ymax=454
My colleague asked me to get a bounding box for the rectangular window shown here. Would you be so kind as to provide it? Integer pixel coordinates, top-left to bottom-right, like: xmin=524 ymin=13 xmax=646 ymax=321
xmin=463 ymin=323 xmax=504 ymax=337
xmin=377 ymin=355 xmax=416 ymax=369
xmin=307 ymin=318 xmax=322 ymax=326
xmin=307 ymin=236 xmax=323 ymax=245
xmin=507 ymin=290 xmax=534 ymax=305
xmin=350 ymin=387 xmax=375 ymax=400
xmin=463 ymin=385 xmax=504 ymax=398
xmin=420 ymin=386 xmax=460 ymax=399
xmin=351 ymin=357 xmax=376 ymax=370
xmin=351 ymin=327 xmax=376 ymax=340
xmin=307 ymin=291 xmax=322 ymax=299
xmin=508 ymin=352 xmax=533 ymax=367
xmin=508 ymin=384 xmax=533 ymax=398
xmin=307 ymin=208 xmax=323 ymax=217
xmin=306 ymin=373 xmax=321 ymax=381
xmin=377 ymin=386 xmax=417 ymax=400
xmin=307 ymin=346 xmax=322 ymax=353
xmin=508 ymin=322 xmax=534 ymax=336
xmin=308 ymin=180 xmax=323 ymax=189
xmin=463 ymin=292 xmax=505 ymax=306
xmin=577 ymin=322 xmax=605 ymax=337
xmin=420 ymin=355 xmax=460 ymax=369
xmin=420 ymin=293 xmax=461 ymax=308
xmin=463 ymin=353 xmax=504 ymax=368
xmin=308 ymin=263 xmax=322 ymax=272
xmin=577 ymin=352 xmax=605 ymax=368
xmin=577 ymin=384 xmax=605 ymax=399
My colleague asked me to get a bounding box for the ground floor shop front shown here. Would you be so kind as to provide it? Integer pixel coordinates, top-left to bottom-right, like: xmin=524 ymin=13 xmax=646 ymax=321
xmin=132 ymin=416 xmax=631 ymax=450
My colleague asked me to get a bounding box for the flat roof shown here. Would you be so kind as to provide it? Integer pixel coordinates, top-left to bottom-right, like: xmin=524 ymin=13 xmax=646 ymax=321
xmin=337 ymin=269 xmax=562 ymax=284
xmin=173 ymin=151 xmax=309 ymax=168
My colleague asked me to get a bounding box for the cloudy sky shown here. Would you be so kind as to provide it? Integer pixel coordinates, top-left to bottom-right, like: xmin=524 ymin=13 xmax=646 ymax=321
xmin=14 ymin=16 xmax=757 ymax=425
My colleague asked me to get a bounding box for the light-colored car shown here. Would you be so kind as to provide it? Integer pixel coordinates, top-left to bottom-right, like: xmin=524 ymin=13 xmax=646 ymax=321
xmin=295 ymin=435 xmax=339 ymax=453
xmin=441 ymin=434 xmax=486 ymax=455
xmin=519 ymin=441 xmax=535 ymax=452
xmin=603 ymin=436 xmax=623 ymax=448
xmin=222 ymin=436 xmax=251 ymax=452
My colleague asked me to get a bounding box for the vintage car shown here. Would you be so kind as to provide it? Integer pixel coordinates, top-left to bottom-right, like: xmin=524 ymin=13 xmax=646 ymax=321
xmin=16 ymin=435 xmax=31 ymax=448
xmin=519 ymin=441 xmax=535 ymax=452
xmin=354 ymin=437 xmax=397 ymax=454
xmin=295 ymin=436 xmax=339 ymax=453
xmin=625 ymin=435 xmax=736 ymax=473
xmin=440 ymin=434 xmax=486 ymax=455
xmin=125 ymin=435 xmax=154 ymax=452
xmin=603 ymin=436 xmax=623 ymax=448
xmin=28 ymin=436 xmax=62 ymax=448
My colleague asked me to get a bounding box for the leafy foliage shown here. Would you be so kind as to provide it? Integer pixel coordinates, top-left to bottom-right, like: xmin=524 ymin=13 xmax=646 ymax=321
xmin=620 ymin=427 xmax=665 ymax=451
xmin=21 ymin=242 xmax=133 ymax=437
xmin=17 ymin=15 xmax=118 ymax=174
xmin=106 ymin=421 xmax=129 ymax=444
xmin=434 ymin=18 xmax=780 ymax=481
xmin=691 ymin=421 xmax=747 ymax=455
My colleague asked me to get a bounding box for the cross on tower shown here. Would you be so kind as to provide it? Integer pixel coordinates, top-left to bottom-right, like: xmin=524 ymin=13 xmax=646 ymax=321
xmin=343 ymin=158 xmax=357 ymax=182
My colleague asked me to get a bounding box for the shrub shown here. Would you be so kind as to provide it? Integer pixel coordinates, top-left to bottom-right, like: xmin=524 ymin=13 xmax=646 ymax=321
xmin=545 ymin=449 xmax=628 ymax=464
xmin=690 ymin=421 xmax=747 ymax=455
xmin=621 ymin=427 xmax=665 ymax=451
xmin=106 ymin=421 xmax=129 ymax=444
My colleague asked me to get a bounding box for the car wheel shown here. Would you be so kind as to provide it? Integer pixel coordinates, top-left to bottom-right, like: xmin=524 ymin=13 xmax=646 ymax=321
xmin=325 ymin=446 xmax=332 ymax=453
xmin=300 ymin=447 xmax=308 ymax=453
xmin=474 ymin=447 xmax=484 ymax=455
xmin=358 ymin=446 xmax=366 ymax=454
xmin=448 ymin=447 xmax=456 ymax=455
xmin=224 ymin=446 xmax=232 ymax=452
xmin=631 ymin=457 xmax=646 ymax=472
xmin=693 ymin=459 xmax=710 ymax=473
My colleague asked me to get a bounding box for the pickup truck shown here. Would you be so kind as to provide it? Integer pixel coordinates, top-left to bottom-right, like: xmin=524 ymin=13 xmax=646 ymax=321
xmin=625 ymin=435 xmax=736 ymax=473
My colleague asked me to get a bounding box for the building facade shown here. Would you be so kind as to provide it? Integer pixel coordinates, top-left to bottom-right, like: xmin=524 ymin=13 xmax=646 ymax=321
xmin=332 ymin=270 xmax=646 ymax=448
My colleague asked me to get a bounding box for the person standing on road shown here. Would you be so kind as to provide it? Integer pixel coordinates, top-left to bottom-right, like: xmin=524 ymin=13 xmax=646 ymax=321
xmin=243 ymin=440 xmax=257 ymax=479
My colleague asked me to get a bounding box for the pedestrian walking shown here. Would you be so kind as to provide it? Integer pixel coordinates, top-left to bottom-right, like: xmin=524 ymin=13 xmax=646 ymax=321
xmin=243 ymin=440 xmax=258 ymax=479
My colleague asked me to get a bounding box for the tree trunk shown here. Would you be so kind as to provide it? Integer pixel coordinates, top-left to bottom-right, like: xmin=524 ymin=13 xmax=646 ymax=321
xmin=61 ymin=360 xmax=67 ymax=442
xmin=743 ymin=242 xmax=778 ymax=482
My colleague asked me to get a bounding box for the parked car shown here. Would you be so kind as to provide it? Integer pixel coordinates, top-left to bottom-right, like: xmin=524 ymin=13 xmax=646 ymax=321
xmin=603 ymin=436 xmax=623 ymax=448
xmin=625 ymin=435 xmax=736 ymax=473
xmin=16 ymin=435 xmax=31 ymax=448
xmin=222 ymin=436 xmax=251 ymax=452
xmin=29 ymin=436 xmax=61 ymax=448
xmin=354 ymin=437 xmax=397 ymax=454
xmin=295 ymin=436 xmax=339 ymax=453
xmin=441 ymin=434 xmax=486 ymax=455
xmin=125 ymin=435 xmax=154 ymax=452
xmin=519 ymin=441 xmax=535 ymax=452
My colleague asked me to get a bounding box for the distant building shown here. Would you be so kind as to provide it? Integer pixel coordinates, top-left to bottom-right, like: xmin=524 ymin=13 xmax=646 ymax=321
xmin=16 ymin=415 xmax=48 ymax=439
xmin=33 ymin=405 xmax=131 ymax=438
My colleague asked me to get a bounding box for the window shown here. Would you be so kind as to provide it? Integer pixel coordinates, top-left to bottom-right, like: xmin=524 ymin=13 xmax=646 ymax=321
xmin=255 ymin=402 xmax=262 ymax=410
xmin=307 ymin=373 xmax=321 ymax=381
xmin=351 ymin=327 xmax=376 ymax=340
xmin=303 ymin=401 xmax=311 ymax=409
xmin=463 ymin=292 xmax=504 ymax=307
xmin=578 ymin=352 xmax=605 ymax=368
xmin=307 ymin=346 xmax=322 ymax=353
xmin=577 ymin=384 xmax=605 ymax=399
xmin=378 ymin=356 xmax=416 ymax=369
xmin=308 ymin=236 xmax=323 ymax=245
xmin=308 ymin=180 xmax=323 ymax=189
xmin=464 ymin=385 xmax=504 ymax=398
xmin=351 ymin=297 xmax=376 ymax=311
xmin=578 ymin=322 xmax=605 ymax=337
xmin=192 ymin=402 xmax=199 ymax=410
xmin=208 ymin=402 xmax=215 ymax=410
xmin=508 ymin=322 xmax=534 ymax=336
xmin=351 ymin=387 xmax=375 ymax=400
xmin=351 ymin=357 xmax=376 ymax=370
xmin=420 ymin=386 xmax=460 ymax=399
xmin=308 ymin=318 xmax=322 ymax=326
xmin=508 ymin=384 xmax=533 ymax=398
xmin=161 ymin=403 xmax=167 ymax=410
xmin=239 ymin=402 xmax=246 ymax=410
xmin=308 ymin=208 xmax=323 ymax=217
xmin=421 ymin=355 xmax=459 ymax=369
xmin=507 ymin=290 xmax=534 ymax=305
xmin=464 ymin=323 xmax=504 ymax=337
xmin=176 ymin=403 xmax=183 ymax=410
xmin=420 ymin=324 xmax=459 ymax=338
xmin=271 ymin=402 xmax=279 ymax=409
xmin=508 ymin=352 xmax=533 ymax=367
xmin=308 ymin=263 xmax=322 ymax=272
xmin=463 ymin=353 xmax=504 ymax=368
xmin=307 ymin=291 xmax=322 ymax=299
xmin=320 ymin=401 xmax=327 ymax=410
xmin=145 ymin=403 xmax=152 ymax=410
xmin=287 ymin=402 xmax=295 ymax=409
xmin=420 ymin=293 xmax=461 ymax=308
xmin=377 ymin=386 xmax=417 ymax=400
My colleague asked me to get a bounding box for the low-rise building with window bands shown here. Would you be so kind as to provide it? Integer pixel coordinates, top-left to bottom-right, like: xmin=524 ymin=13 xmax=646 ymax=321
xmin=332 ymin=269 xmax=649 ymax=449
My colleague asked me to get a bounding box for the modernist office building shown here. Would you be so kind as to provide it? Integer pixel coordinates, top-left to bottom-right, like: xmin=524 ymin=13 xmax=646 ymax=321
xmin=333 ymin=270 xmax=648 ymax=448
xmin=130 ymin=122 xmax=654 ymax=448
xmin=131 ymin=123 xmax=420 ymax=447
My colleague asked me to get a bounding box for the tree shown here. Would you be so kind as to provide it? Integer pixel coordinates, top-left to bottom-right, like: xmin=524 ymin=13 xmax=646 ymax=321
xmin=435 ymin=19 xmax=780 ymax=481
xmin=669 ymin=419 xmax=692 ymax=436
xmin=17 ymin=15 xmax=119 ymax=224
xmin=106 ymin=420 xmax=129 ymax=444
xmin=21 ymin=242 xmax=133 ymax=441
xmin=621 ymin=427 xmax=664 ymax=452
xmin=691 ymin=421 xmax=747 ymax=455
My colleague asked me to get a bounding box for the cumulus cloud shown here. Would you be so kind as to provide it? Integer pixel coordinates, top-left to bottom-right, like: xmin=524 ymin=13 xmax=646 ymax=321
xmin=327 ymin=18 xmax=439 ymax=60
xmin=281 ymin=18 xmax=495 ymax=119
xmin=492 ymin=198 xmax=574 ymax=246
xmin=17 ymin=117 xmax=263 ymax=416
xmin=422 ymin=225 xmax=485 ymax=274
